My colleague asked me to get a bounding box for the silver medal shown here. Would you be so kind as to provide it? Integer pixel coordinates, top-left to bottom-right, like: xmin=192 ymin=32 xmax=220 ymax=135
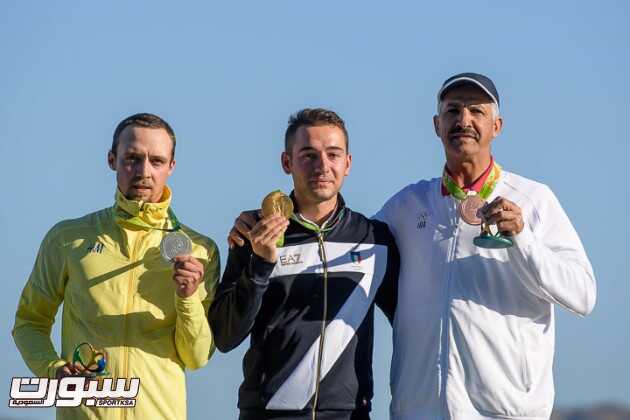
xmin=160 ymin=231 xmax=192 ymax=263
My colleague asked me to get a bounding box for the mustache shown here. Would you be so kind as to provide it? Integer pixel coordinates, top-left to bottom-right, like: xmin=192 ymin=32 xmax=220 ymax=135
xmin=131 ymin=180 xmax=152 ymax=188
xmin=448 ymin=127 xmax=479 ymax=139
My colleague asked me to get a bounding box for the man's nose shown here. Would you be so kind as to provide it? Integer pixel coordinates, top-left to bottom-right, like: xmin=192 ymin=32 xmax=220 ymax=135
xmin=456 ymin=108 xmax=472 ymax=126
xmin=136 ymin=157 xmax=151 ymax=177
xmin=313 ymin=153 xmax=331 ymax=174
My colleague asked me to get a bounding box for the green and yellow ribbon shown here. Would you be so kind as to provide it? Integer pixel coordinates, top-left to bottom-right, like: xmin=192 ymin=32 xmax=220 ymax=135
xmin=442 ymin=162 xmax=502 ymax=201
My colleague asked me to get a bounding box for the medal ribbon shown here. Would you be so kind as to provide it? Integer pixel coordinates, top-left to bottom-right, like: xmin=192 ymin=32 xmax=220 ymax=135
xmin=442 ymin=162 xmax=502 ymax=201
xmin=291 ymin=208 xmax=345 ymax=234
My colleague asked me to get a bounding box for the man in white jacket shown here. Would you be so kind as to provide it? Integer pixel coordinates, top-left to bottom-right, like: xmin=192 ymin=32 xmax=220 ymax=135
xmin=375 ymin=73 xmax=596 ymax=420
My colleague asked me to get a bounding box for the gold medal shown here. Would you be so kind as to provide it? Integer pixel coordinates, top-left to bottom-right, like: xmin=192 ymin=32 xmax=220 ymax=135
xmin=459 ymin=194 xmax=486 ymax=225
xmin=261 ymin=190 xmax=293 ymax=219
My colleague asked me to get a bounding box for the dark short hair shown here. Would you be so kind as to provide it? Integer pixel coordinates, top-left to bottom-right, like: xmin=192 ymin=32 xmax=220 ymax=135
xmin=284 ymin=108 xmax=349 ymax=153
xmin=111 ymin=113 xmax=176 ymax=159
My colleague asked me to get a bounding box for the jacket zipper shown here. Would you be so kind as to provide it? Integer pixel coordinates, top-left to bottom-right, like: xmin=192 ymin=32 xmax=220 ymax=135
xmin=311 ymin=232 xmax=328 ymax=420
xmin=121 ymin=230 xmax=144 ymax=420
xmin=440 ymin=201 xmax=459 ymax=414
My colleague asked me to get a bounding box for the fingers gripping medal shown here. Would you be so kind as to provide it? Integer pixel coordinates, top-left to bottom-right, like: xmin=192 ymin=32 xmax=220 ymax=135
xmin=72 ymin=342 xmax=109 ymax=376
xmin=160 ymin=231 xmax=193 ymax=263
xmin=459 ymin=195 xmax=514 ymax=249
xmin=261 ymin=190 xmax=293 ymax=247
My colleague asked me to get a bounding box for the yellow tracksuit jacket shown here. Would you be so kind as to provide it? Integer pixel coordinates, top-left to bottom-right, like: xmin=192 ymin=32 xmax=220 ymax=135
xmin=12 ymin=187 xmax=219 ymax=420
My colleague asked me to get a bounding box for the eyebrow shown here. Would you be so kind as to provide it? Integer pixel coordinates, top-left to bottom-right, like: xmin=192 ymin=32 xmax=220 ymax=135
xmin=123 ymin=150 xmax=169 ymax=160
xmin=297 ymin=146 xmax=345 ymax=153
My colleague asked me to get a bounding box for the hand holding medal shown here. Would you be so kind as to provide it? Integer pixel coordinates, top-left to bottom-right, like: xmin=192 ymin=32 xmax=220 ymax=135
xmin=477 ymin=196 xmax=524 ymax=242
xmin=457 ymin=193 xmax=511 ymax=248
xmin=160 ymin=229 xmax=204 ymax=298
xmin=224 ymin=191 xmax=292 ymax=256
xmin=72 ymin=342 xmax=109 ymax=377
xmin=244 ymin=190 xmax=292 ymax=262
xmin=170 ymin=254 xmax=204 ymax=298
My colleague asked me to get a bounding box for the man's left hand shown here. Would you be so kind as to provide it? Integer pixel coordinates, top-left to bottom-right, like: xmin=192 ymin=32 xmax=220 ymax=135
xmin=480 ymin=196 xmax=524 ymax=236
xmin=172 ymin=255 xmax=204 ymax=298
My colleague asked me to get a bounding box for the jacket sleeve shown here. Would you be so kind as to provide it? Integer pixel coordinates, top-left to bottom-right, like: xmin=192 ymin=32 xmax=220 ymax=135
xmin=174 ymin=240 xmax=220 ymax=370
xmin=12 ymin=227 xmax=68 ymax=378
xmin=374 ymin=224 xmax=400 ymax=325
xmin=207 ymin=245 xmax=275 ymax=352
xmin=507 ymin=185 xmax=597 ymax=316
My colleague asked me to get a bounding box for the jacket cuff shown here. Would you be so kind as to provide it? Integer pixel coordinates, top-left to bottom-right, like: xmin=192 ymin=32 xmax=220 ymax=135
xmin=247 ymin=253 xmax=276 ymax=286
xmin=174 ymin=290 xmax=204 ymax=317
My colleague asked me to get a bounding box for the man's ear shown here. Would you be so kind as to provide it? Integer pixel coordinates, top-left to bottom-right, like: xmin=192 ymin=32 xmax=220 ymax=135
xmin=107 ymin=151 xmax=116 ymax=171
xmin=168 ymin=158 xmax=176 ymax=175
xmin=493 ymin=116 xmax=504 ymax=138
xmin=344 ymin=153 xmax=352 ymax=176
xmin=281 ymin=152 xmax=291 ymax=174
xmin=433 ymin=115 xmax=440 ymax=137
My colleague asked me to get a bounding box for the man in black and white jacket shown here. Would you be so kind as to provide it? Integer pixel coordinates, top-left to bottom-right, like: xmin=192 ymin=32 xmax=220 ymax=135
xmin=209 ymin=108 xmax=399 ymax=420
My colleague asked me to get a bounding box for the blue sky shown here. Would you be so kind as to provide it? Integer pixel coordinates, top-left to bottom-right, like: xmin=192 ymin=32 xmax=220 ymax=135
xmin=1 ymin=1 xmax=628 ymax=419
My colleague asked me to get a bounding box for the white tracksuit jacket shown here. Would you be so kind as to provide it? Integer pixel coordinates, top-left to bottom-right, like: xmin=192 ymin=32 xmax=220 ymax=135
xmin=375 ymin=170 xmax=596 ymax=420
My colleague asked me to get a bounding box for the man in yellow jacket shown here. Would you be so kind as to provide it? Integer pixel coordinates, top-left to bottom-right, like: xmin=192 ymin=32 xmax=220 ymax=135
xmin=12 ymin=113 xmax=220 ymax=420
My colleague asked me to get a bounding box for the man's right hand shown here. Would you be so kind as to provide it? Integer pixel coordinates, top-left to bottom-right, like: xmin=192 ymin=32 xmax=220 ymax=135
xmin=248 ymin=214 xmax=289 ymax=263
xmin=228 ymin=210 xmax=289 ymax=263
xmin=55 ymin=361 xmax=87 ymax=378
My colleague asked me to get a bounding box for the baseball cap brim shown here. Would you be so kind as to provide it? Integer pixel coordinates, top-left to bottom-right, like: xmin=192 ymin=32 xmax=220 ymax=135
xmin=437 ymin=76 xmax=499 ymax=108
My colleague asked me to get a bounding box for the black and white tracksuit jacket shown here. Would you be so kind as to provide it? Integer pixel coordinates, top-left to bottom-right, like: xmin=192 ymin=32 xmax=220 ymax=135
xmin=207 ymin=195 xmax=400 ymax=417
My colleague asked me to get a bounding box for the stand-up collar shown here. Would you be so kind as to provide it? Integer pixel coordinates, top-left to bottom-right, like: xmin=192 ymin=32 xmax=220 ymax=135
xmin=289 ymin=191 xmax=346 ymax=232
xmin=114 ymin=186 xmax=173 ymax=229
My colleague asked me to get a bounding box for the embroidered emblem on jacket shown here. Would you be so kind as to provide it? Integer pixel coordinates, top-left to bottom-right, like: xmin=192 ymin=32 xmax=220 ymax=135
xmin=417 ymin=211 xmax=429 ymax=229
xmin=350 ymin=251 xmax=362 ymax=264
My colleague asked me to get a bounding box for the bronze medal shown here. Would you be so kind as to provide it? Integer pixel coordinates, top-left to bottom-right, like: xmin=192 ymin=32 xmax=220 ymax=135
xmin=459 ymin=194 xmax=486 ymax=225
xmin=261 ymin=191 xmax=293 ymax=219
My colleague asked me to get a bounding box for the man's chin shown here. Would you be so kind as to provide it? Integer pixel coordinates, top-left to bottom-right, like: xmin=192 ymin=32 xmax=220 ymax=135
xmin=125 ymin=189 xmax=154 ymax=202
xmin=308 ymin=188 xmax=338 ymax=203
xmin=447 ymin=143 xmax=481 ymax=158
